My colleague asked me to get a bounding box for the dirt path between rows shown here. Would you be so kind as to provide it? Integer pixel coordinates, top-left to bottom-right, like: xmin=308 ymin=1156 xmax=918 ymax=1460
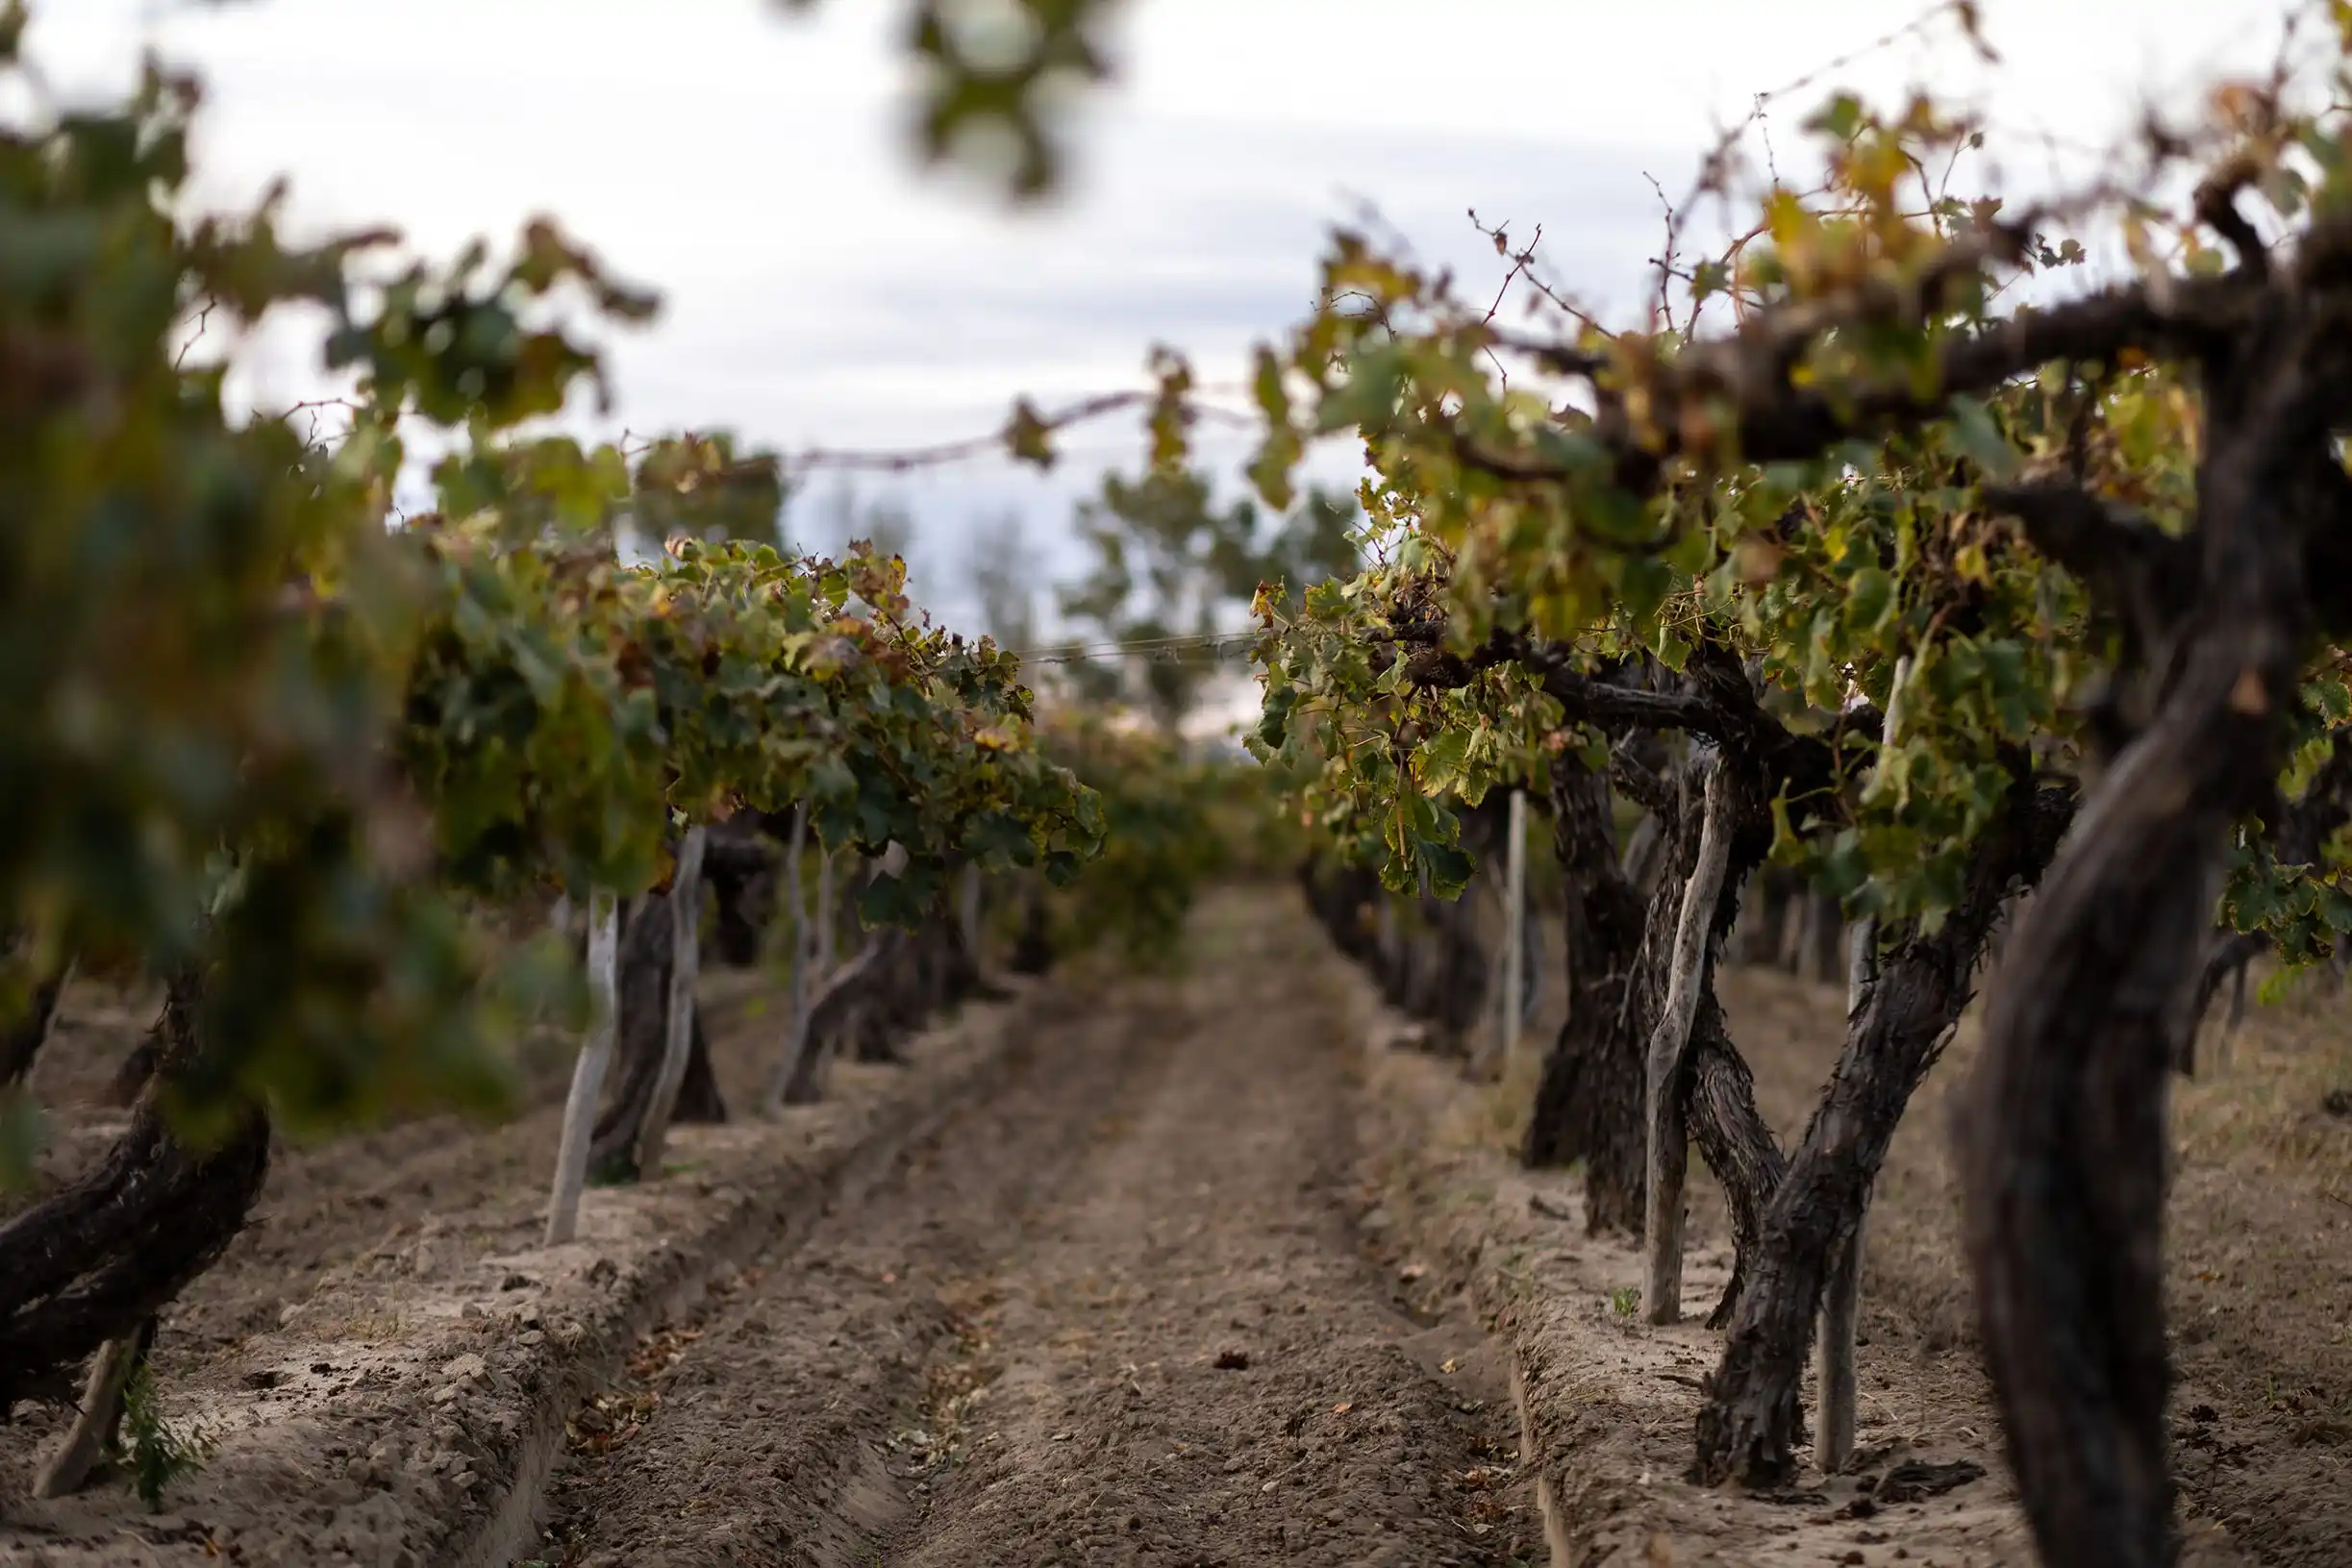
xmin=526 ymin=895 xmax=1533 ymax=1568
xmin=0 ymin=966 xmax=777 ymax=1505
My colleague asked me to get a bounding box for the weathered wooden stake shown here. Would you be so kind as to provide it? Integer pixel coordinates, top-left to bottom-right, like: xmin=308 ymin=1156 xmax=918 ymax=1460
xmin=545 ymin=887 xmax=620 ymax=1246
xmin=1644 ymin=755 xmax=1736 ymax=1325
xmin=32 ymin=1316 xmax=155 ymax=1499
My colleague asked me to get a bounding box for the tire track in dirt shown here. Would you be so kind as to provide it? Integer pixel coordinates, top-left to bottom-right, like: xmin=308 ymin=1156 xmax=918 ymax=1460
xmin=528 ymin=897 xmax=1531 ymax=1567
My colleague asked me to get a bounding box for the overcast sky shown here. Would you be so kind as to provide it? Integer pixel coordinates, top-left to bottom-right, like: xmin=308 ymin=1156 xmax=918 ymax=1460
xmin=21 ymin=0 xmax=2304 ymax=630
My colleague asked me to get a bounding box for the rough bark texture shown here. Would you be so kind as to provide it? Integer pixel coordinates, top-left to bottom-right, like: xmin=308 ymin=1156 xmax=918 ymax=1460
xmin=1523 ymin=738 xmax=1791 ymax=1294
xmin=703 ymin=818 xmax=781 ymax=968
xmin=1389 ymin=178 xmax=2352 ymax=1564
xmin=1815 ymin=916 xmax=1883 ymax=1478
xmin=1692 ymin=777 xmax=2073 ymax=1486
xmin=0 ymin=968 xmax=271 ymax=1417
xmin=1523 ymin=757 xmax=1647 ymax=1232
xmin=1962 ymin=737 xmax=2239 ymax=1567
xmin=777 ymin=932 xmax=897 ymax=1107
xmin=1956 ymin=287 xmax=2329 ymax=1563
xmin=1688 ymin=997 xmax=1789 ymax=1331
xmin=588 ymin=889 xmax=727 ymax=1180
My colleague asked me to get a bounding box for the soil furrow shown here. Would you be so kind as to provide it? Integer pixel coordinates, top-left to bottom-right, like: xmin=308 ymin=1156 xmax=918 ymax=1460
xmin=526 ymin=897 xmax=1533 ymax=1568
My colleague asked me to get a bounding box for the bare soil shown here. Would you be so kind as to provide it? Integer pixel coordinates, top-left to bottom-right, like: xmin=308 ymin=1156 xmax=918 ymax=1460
xmin=526 ymin=895 xmax=1533 ymax=1567
xmin=3 ymin=895 xmax=1536 ymax=1567
xmin=0 ymin=954 xmax=1025 ymax=1566
xmin=22 ymin=887 xmax=2339 ymax=1567
xmin=1357 ymin=924 xmax=2352 ymax=1567
xmin=0 ymin=961 xmax=738 ymax=1496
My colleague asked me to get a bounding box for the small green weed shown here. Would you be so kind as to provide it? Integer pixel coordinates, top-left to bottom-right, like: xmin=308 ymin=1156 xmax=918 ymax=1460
xmin=113 ymin=1362 xmax=218 ymax=1510
xmin=1610 ymin=1285 xmax=1639 ymax=1318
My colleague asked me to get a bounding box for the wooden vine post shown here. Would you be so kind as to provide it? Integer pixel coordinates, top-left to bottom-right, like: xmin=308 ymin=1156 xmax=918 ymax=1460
xmin=1643 ymin=753 xmax=1736 ymax=1325
xmin=32 ymin=1316 xmax=155 ymax=1499
xmin=1496 ymin=787 xmax=1529 ymax=1066
xmin=1818 ymin=654 xmax=1907 ymax=1470
xmin=544 ymin=887 xmax=622 ymax=1246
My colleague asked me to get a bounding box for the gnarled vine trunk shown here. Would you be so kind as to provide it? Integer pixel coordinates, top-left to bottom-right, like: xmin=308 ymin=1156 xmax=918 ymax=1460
xmin=704 ymin=818 xmax=781 ymax=968
xmin=589 ymin=888 xmax=726 ymax=1180
xmin=778 ymin=931 xmax=899 ymax=1106
xmin=1954 ymin=312 xmax=2327 ymax=1563
xmin=0 ymin=966 xmax=271 ymax=1416
xmin=1524 ymin=757 xmax=1646 ymax=1225
xmin=1691 ymin=775 xmax=2072 ymax=1486
xmin=1687 ymin=997 xmax=1787 ymax=1331
xmin=1643 ymin=755 xmax=1736 ymax=1325
xmin=1527 ymin=748 xmax=1788 ymax=1312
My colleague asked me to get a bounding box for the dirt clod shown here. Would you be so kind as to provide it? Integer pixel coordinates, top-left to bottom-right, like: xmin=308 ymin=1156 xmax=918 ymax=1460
xmin=1875 ymin=1457 xmax=1988 ymax=1504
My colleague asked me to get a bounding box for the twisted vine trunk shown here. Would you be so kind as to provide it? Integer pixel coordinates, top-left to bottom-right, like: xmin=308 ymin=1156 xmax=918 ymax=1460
xmin=778 ymin=932 xmax=897 ymax=1106
xmin=1815 ymin=918 xmax=1880 ymax=1478
xmin=0 ymin=966 xmax=270 ymax=1416
xmin=1953 ymin=320 xmax=2325 ymax=1562
xmin=1524 ymin=758 xmax=1646 ymax=1225
xmin=588 ymin=885 xmax=727 ymax=1180
xmin=1962 ymin=688 xmax=2266 ymax=1563
xmin=1688 ymin=997 xmax=1788 ymax=1331
xmin=1691 ymin=778 xmax=2071 ymax=1485
xmin=546 ymin=888 xmax=620 ymax=1247
xmin=1527 ymin=750 xmax=1787 ymax=1313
